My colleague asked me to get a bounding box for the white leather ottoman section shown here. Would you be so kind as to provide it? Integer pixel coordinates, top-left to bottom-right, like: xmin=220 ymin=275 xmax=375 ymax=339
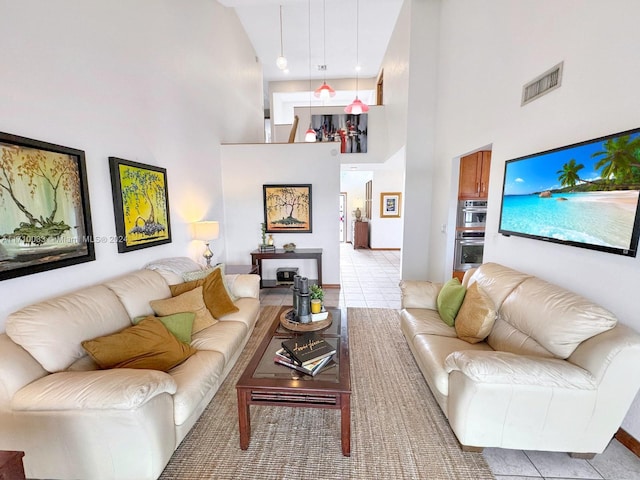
xmin=169 ymin=350 xmax=225 ymax=426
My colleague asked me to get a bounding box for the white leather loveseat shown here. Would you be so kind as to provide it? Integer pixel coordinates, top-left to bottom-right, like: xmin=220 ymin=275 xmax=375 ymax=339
xmin=0 ymin=258 xmax=260 ymax=480
xmin=400 ymin=262 xmax=640 ymax=457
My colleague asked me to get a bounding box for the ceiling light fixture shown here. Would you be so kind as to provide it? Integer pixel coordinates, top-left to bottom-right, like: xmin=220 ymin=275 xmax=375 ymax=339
xmin=345 ymin=0 xmax=369 ymax=115
xmin=276 ymin=5 xmax=288 ymax=70
xmin=314 ymin=0 xmax=335 ymax=100
xmin=305 ymin=0 xmax=316 ymax=142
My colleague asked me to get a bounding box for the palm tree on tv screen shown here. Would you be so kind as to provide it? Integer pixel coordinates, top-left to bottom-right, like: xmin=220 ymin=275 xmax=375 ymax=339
xmin=591 ymin=135 xmax=640 ymax=186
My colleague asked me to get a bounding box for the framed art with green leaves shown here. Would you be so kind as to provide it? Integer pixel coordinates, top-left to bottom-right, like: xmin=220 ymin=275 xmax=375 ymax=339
xmin=0 ymin=131 xmax=95 ymax=280
xmin=109 ymin=157 xmax=172 ymax=253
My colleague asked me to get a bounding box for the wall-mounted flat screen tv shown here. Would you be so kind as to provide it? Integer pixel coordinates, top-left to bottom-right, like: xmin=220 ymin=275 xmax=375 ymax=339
xmin=498 ymin=127 xmax=640 ymax=257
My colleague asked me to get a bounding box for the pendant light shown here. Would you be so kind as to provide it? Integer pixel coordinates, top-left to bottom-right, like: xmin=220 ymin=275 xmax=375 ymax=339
xmin=276 ymin=5 xmax=288 ymax=70
xmin=313 ymin=0 xmax=336 ymax=100
xmin=345 ymin=0 xmax=369 ymax=115
xmin=304 ymin=0 xmax=316 ymax=142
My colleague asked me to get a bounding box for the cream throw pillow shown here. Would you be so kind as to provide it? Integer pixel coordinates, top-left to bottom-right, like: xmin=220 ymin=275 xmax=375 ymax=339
xmin=455 ymin=282 xmax=497 ymax=344
xmin=150 ymin=286 xmax=217 ymax=333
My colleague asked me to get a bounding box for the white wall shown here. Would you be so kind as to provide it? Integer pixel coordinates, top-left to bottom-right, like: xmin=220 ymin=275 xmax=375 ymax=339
xmin=0 ymin=0 xmax=264 ymax=332
xmin=427 ymin=0 xmax=640 ymax=438
xmin=379 ymin=0 xmax=440 ymax=279
xmin=220 ymin=142 xmax=340 ymax=285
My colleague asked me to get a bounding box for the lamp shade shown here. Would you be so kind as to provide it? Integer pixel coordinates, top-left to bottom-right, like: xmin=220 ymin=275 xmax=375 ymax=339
xmin=304 ymin=127 xmax=317 ymax=142
xmin=191 ymin=221 xmax=219 ymax=241
xmin=344 ymin=97 xmax=369 ymax=115
xmin=314 ymin=81 xmax=336 ymax=99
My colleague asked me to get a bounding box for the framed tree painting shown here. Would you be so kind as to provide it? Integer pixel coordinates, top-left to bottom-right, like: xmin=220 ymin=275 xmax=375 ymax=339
xmin=263 ymin=184 xmax=312 ymax=233
xmin=380 ymin=192 xmax=402 ymax=218
xmin=109 ymin=157 xmax=172 ymax=253
xmin=0 ymin=131 xmax=95 ymax=280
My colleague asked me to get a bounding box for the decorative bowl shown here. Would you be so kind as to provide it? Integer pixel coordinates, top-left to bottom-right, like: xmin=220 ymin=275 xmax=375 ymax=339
xmin=283 ymin=243 xmax=296 ymax=252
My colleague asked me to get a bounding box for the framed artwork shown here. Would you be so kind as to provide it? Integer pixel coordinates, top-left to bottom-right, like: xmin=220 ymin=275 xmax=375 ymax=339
xmin=380 ymin=192 xmax=402 ymax=218
xmin=0 ymin=131 xmax=95 ymax=280
xmin=310 ymin=113 xmax=367 ymax=153
xmin=109 ymin=157 xmax=172 ymax=253
xmin=263 ymin=184 xmax=312 ymax=233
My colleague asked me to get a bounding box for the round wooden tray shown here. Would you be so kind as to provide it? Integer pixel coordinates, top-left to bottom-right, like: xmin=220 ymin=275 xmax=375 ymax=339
xmin=279 ymin=308 xmax=333 ymax=332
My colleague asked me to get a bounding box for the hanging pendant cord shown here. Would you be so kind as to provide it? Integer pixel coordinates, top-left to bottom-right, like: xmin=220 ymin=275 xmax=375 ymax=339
xmin=279 ymin=5 xmax=284 ymax=57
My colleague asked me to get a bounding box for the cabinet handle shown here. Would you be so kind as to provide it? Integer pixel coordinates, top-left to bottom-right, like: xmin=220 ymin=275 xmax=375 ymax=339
xmin=476 ymin=182 xmax=480 ymax=193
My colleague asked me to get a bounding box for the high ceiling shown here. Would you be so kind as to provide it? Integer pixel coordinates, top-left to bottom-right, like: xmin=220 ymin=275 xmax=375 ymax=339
xmin=219 ymin=0 xmax=404 ymax=83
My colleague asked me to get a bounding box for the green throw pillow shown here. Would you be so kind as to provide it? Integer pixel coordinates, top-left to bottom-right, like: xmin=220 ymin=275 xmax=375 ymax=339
xmin=436 ymin=278 xmax=467 ymax=327
xmin=133 ymin=312 xmax=195 ymax=344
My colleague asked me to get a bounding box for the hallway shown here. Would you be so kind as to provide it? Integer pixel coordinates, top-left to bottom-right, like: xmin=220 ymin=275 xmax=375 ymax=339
xmin=258 ymin=243 xmax=401 ymax=309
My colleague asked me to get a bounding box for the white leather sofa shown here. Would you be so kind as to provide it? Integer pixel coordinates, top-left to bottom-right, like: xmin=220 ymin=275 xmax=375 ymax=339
xmin=0 ymin=258 xmax=260 ymax=480
xmin=400 ymin=262 xmax=640 ymax=456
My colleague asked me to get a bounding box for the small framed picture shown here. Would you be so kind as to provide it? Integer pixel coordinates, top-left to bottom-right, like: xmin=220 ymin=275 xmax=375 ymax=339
xmin=109 ymin=157 xmax=172 ymax=253
xmin=380 ymin=192 xmax=402 ymax=218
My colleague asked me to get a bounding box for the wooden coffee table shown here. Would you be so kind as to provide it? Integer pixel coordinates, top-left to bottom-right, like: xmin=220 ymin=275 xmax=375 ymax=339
xmin=236 ymin=306 xmax=351 ymax=456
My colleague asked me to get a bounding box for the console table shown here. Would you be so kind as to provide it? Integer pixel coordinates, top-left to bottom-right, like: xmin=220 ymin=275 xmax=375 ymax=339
xmin=250 ymin=248 xmax=322 ymax=288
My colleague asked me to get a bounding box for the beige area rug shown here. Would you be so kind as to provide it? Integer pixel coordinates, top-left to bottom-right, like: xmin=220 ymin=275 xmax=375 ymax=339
xmin=159 ymin=307 xmax=494 ymax=479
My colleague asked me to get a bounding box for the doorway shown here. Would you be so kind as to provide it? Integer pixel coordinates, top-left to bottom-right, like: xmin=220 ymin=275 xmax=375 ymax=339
xmin=339 ymin=193 xmax=347 ymax=242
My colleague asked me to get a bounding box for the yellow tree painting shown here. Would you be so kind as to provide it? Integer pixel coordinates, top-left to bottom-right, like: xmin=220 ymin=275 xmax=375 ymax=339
xmin=263 ymin=184 xmax=312 ymax=233
xmin=109 ymin=157 xmax=171 ymax=252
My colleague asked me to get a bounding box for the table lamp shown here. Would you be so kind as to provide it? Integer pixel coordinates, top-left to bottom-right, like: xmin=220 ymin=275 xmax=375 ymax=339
xmin=192 ymin=221 xmax=219 ymax=267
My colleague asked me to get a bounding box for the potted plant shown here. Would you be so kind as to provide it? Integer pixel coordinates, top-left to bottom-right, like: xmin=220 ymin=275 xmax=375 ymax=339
xmin=310 ymin=284 xmax=324 ymax=314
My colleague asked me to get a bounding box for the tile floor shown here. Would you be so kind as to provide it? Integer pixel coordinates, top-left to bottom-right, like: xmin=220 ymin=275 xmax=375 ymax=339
xmin=258 ymin=243 xmax=640 ymax=480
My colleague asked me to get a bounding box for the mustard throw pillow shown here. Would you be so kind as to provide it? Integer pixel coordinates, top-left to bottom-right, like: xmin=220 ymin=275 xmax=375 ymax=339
xmin=455 ymin=282 xmax=497 ymax=343
xmin=436 ymin=278 xmax=466 ymax=327
xmin=182 ymin=264 xmax=238 ymax=301
xmin=132 ymin=312 xmax=195 ymax=344
xmin=170 ymin=268 xmax=239 ymax=319
xmin=81 ymin=317 xmax=197 ymax=371
xmin=150 ymin=286 xmax=217 ymax=333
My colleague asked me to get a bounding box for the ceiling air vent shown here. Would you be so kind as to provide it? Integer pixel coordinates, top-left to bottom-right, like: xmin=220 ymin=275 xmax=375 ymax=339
xmin=521 ymin=62 xmax=563 ymax=106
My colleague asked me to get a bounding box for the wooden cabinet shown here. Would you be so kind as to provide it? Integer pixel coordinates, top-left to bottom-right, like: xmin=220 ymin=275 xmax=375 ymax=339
xmin=352 ymin=221 xmax=369 ymax=249
xmin=0 ymin=451 xmax=26 ymax=480
xmin=459 ymin=151 xmax=491 ymax=199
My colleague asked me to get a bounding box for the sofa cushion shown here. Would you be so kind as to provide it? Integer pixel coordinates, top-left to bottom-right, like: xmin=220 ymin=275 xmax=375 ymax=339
xmin=436 ymin=278 xmax=466 ymax=327
xmin=104 ymin=269 xmax=171 ymax=319
xmin=6 ymin=285 xmax=131 ymax=373
xmin=168 ymin=350 xmax=225 ymax=426
xmin=133 ymin=312 xmax=195 ymax=344
xmin=490 ymin=277 xmax=617 ymax=359
xmin=455 ymin=283 xmax=497 ymax=344
xmin=150 ymin=286 xmax=217 ymax=333
xmin=170 ymin=268 xmax=239 ymax=319
xmin=82 ymin=318 xmax=197 ymax=371
xmin=190 ymin=321 xmax=247 ymax=364
xmin=216 ymin=297 xmax=261 ymax=331
xmin=399 ymin=280 xmax=442 ymax=310
xmin=469 ymin=262 xmax=532 ymax=310
xmin=11 ymin=369 xmax=176 ymax=411
xmin=400 ymin=309 xmax=457 ymax=341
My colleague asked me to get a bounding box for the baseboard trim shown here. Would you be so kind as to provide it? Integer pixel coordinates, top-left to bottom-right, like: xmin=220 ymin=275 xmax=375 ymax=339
xmin=322 ymin=284 xmax=341 ymax=289
xmin=368 ymin=248 xmax=401 ymax=251
xmin=615 ymin=428 xmax=640 ymax=458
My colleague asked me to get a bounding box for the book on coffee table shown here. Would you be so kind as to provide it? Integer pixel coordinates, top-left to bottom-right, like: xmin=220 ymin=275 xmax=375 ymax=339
xmin=274 ymin=348 xmax=334 ymax=376
xmin=281 ymin=334 xmax=336 ymax=366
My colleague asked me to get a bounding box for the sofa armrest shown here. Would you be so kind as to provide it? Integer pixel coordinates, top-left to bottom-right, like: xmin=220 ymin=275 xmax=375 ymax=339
xmin=226 ymin=274 xmax=260 ymax=299
xmin=399 ymin=280 xmax=442 ymax=310
xmin=445 ymin=350 xmax=596 ymax=389
xmin=11 ymin=369 xmax=176 ymax=411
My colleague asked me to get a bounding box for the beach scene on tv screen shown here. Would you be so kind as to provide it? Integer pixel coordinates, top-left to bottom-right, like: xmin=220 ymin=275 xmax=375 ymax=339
xmin=500 ymin=131 xmax=640 ymax=250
